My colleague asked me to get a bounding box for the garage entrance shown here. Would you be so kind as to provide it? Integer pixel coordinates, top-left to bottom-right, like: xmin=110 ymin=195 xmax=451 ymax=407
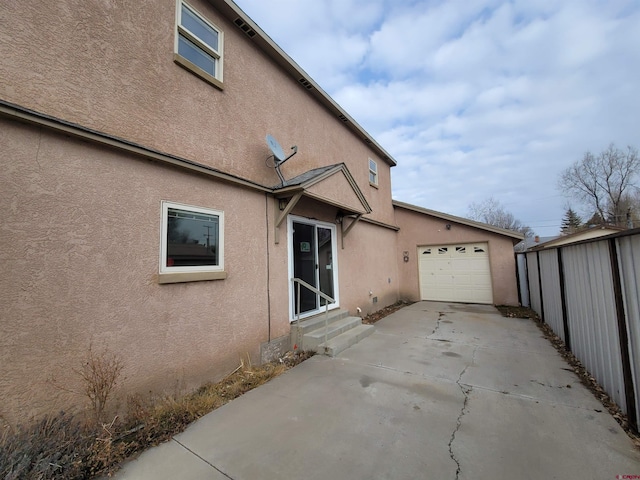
xmin=418 ymin=243 xmax=493 ymax=304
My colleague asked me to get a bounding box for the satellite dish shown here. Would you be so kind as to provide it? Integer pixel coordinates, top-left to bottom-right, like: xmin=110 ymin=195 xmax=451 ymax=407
xmin=266 ymin=134 xmax=286 ymax=163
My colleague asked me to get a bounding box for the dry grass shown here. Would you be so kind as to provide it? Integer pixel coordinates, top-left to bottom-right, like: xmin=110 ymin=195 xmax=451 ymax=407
xmin=362 ymin=300 xmax=413 ymax=325
xmin=0 ymin=351 xmax=314 ymax=479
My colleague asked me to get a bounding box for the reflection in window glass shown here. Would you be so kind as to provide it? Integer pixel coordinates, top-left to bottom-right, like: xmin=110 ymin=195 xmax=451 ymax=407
xmin=182 ymin=4 xmax=218 ymax=51
xmin=178 ymin=36 xmax=215 ymax=75
xmin=438 ymin=247 xmax=448 ymax=254
xmin=474 ymin=246 xmax=485 ymax=253
xmin=456 ymin=246 xmax=466 ymax=253
xmin=167 ymin=207 xmax=218 ymax=267
xmin=423 ymin=248 xmax=431 ymax=254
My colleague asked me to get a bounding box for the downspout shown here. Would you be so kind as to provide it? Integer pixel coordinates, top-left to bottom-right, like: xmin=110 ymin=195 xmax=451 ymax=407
xmin=265 ymin=193 xmax=271 ymax=342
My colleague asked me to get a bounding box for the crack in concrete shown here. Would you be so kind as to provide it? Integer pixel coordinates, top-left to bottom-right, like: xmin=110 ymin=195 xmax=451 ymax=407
xmin=428 ymin=311 xmax=446 ymax=338
xmin=172 ymin=438 xmax=235 ymax=480
xmin=449 ymin=346 xmax=478 ymax=479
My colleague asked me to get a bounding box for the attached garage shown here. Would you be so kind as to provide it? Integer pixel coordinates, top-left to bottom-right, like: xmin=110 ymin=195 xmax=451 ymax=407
xmin=393 ymin=201 xmax=524 ymax=306
xmin=418 ymin=243 xmax=493 ymax=304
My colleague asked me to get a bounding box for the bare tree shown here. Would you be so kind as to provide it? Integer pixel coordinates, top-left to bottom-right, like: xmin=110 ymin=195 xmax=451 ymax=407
xmin=467 ymin=197 xmax=534 ymax=238
xmin=558 ymin=144 xmax=639 ymax=227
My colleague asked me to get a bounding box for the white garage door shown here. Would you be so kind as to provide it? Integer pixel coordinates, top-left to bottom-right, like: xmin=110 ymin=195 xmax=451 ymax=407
xmin=419 ymin=243 xmax=493 ymax=304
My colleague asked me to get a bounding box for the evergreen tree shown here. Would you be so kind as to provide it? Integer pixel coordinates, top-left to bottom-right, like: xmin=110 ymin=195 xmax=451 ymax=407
xmin=560 ymin=208 xmax=582 ymax=235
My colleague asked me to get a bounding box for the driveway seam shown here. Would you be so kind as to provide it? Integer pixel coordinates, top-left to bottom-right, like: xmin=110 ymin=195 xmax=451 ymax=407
xmin=172 ymin=438 xmax=235 ymax=480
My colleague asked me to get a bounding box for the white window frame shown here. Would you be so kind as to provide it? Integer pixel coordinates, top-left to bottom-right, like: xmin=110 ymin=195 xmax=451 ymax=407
xmin=174 ymin=0 xmax=224 ymax=88
xmin=368 ymin=158 xmax=378 ymax=186
xmin=160 ymin=201 xmax=225 ymax=276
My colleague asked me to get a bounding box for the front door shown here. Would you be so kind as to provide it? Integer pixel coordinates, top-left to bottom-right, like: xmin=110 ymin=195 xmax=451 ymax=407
xmin=289 ymin=217 xmax=338 ymax=319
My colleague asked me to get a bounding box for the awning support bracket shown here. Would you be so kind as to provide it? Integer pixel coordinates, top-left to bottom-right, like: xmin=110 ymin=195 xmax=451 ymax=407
xmin=274 ymin=192 xmax=303 ymax=244
xmin=341 ymin=214 xmax=362 ymax=249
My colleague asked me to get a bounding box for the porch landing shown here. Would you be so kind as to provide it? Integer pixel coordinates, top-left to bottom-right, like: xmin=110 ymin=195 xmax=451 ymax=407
xmin=290 ymin=309 xmax=374 ymax=357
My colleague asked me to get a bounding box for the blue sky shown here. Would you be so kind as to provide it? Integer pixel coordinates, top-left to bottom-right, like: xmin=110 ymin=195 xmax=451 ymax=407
xmin=234 ymin=0 xmax=640 ymax=236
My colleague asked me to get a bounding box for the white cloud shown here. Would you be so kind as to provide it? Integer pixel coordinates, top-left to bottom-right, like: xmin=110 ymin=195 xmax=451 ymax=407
xmin=235 ymin=0 xmax=640 ymax=235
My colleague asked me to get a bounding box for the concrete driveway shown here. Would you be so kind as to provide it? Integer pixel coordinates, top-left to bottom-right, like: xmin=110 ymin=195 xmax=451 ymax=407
xmin=114 ymin=301 xmax=640 ymax=479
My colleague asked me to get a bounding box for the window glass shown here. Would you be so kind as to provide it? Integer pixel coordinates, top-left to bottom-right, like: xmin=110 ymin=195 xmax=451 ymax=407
xmin=369 ymin=158 xmax=378 ymax=185
xmin=456 ymin=246 xmax=466 ymax=253
xmin=474 ymin=246 xmax=485 ymax=253
xmin=162 ymin=202 xmax=223 ymax=272
xmin=178 ymin=36 xmax=215 ymax=75
xmin=438 ymin=247 xmax=448 ymax=254
xmin=175 ymin=0 xmax=223 ymax=84
xmin=182 ymin=4 xmax=218 ymax=51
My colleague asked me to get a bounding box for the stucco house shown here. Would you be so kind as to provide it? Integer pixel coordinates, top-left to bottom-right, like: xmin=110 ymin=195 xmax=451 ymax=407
xmin=0 ymin=0 xmax=522 ymax=423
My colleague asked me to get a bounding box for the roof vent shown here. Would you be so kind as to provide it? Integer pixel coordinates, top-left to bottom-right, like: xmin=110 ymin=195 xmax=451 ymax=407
xmin=338 ymin=114 xmax=348 ymax=123
xmin=298 ymin=77 xmax=313 ymax=90
xmin=234 ymin=18 xmax=256 ymax=37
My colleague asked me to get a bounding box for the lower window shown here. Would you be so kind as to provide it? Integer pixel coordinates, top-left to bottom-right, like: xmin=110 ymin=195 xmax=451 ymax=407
xmin=160 ymin=201 xmax=224 ymax=273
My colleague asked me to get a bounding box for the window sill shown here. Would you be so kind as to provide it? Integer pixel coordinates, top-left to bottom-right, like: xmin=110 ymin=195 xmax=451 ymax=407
xmin=174 ymin=54 xmax=224 ymax=91
xmin=158 ymin=270 xmax=227 ymax=284
xmin=369 ymin=182 xmax=379 ymax=189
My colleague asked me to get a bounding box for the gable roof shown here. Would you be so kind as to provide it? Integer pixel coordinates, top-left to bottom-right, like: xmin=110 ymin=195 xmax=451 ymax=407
xmin=207 ymin=0 xmax=396 ymax=167
xmin=392 ymin=200 xmax=524 ymax=242
xmin=274 ymin=163 xmax=371 ymax=215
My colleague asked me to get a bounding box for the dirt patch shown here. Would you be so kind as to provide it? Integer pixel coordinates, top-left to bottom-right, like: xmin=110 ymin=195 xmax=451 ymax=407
xmin=362 ymin=300 xmax=414 ymax=324
xmin=496 ymin=305 xmax=640 ymax=448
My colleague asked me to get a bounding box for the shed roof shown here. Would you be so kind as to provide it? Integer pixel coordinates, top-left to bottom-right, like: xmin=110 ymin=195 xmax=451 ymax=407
xmin=393 ymin=200 xmax=524 ymax=242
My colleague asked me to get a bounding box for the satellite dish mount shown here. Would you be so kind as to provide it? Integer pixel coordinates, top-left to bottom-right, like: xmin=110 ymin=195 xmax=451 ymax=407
xmin=266 ymin=134 xmax=297 ymax=185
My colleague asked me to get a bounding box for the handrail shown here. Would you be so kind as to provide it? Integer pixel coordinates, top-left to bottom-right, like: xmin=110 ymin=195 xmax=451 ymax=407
xmin=291 ymin=277 xmax=335 ymax=352
xmin=292 ymin=277 xmax=335 ymax=306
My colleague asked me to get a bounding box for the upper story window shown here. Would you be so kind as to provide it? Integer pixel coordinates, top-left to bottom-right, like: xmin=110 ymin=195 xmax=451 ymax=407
xmin=175 ymin=0 xmax=224 ymax=89
xmin=368 ymin=158 xmax=378 ymax=186
xmin=160 ymin=201 xmax=225 ymax=280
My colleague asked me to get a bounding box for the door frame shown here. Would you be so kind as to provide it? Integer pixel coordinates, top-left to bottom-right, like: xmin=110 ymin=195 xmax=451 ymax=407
xmin=288 ymin=215 xmax=340 ymax=321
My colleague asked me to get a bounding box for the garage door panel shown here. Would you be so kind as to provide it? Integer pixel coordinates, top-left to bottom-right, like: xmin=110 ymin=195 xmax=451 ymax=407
xmin=419 ymin=243 xmax=493 ymax=304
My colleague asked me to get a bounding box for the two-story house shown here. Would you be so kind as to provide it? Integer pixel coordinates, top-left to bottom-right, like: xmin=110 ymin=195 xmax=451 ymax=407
xmin=0 ymin=0 xmax=522 ymax=423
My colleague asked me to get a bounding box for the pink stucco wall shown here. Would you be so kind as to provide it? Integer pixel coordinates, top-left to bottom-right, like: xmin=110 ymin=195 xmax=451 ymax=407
xmin=0 ymin=118 xmax=279 ymax=423
xmin=0 ymin=0 xmax=395 ymax=226
xmin=394 ymin=206 xmax=520 ymax=306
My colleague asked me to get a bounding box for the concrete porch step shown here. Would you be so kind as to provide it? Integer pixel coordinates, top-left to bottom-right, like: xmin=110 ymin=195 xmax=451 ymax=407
xmin=303 ymin=316 xmax=363 ymax=351
xmin=291 ymin=309 xmax=350 ymax=349
xmin=295 ymin=309 xmax=350 ymax=335
xmin=317 ymin=324 xmax=375 ymax=357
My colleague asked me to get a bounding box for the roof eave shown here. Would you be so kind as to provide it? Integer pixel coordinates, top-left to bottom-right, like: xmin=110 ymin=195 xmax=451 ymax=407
xmin=393 ymin=200 xmax=525 ymax=241
xmin=208 ymin=0 xmax=397 ymax=167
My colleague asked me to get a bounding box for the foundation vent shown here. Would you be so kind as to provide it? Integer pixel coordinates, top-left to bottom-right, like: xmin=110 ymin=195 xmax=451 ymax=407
xmin=338 ymin=114 xmax=349 ymax=123
xmin=298 ymin=77 xmax=313 ymax=90
xmin=234 ymin=18 xmax=256 ymax=38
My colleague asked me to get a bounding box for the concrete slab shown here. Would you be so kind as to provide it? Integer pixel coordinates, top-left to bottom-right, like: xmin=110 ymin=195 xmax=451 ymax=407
xmin=112 ymin=301 xmax=640 ymax=480
xmin=175 ymin=357 xmax=461 ymax=479
xmin=456 ymin=388 xmax=640 ymax=479
xmin=114 ymin=437 xmax=229 ymax=480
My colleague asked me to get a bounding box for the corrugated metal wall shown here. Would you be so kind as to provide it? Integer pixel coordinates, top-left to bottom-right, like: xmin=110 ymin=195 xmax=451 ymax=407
xmin=616 ymin=235 xmax=640 ymax=426
xmin=527 ymin=252 xmax=542 ymax=315
xmin=539 ymin=249 xmax=565 ymax=342
xmin=518 ymin=229 xmax=639 ymax=431
xmin=516 ymin=253 xmax=530 ymax=307
xmin=562 ymin=242 xmax=626 ymax=413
